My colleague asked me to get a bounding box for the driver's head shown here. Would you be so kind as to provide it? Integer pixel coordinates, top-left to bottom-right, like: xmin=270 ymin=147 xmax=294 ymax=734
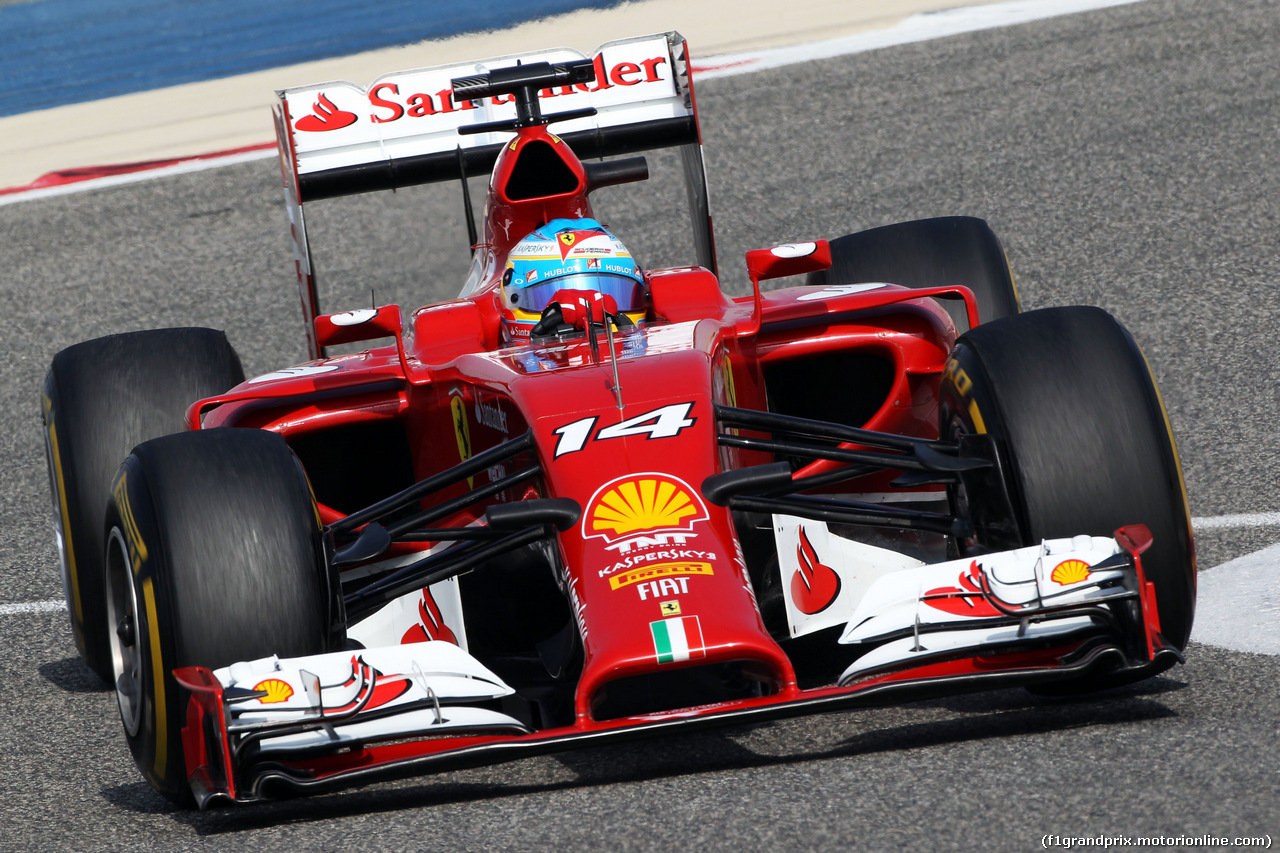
xmin=501 ymin=218 xmax=644 ymax=341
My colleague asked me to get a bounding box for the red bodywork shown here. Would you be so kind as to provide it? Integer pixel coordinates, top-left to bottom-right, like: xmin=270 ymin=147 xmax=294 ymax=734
xmin=167 ymin=47 xmax=1177 ymax=805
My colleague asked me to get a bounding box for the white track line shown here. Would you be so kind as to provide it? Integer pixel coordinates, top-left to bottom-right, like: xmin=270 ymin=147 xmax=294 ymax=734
xmin=1189 ymin=542 xmax=1280 ymax=655
xmin=1 ymin=600 xmax=68 ymax=616
xmin=1190 ymin=512 xmax=1280 ymax=530
xmin=0 ymin=0 xmax=1146 ymax=207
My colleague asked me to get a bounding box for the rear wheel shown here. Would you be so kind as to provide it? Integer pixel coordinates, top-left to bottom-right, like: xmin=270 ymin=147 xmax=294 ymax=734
xmin=808 ymin=216 xmax=1020 ymax=331
xmin=104 ymin=428 xmax=340 ymax=803
xmin=939 ymin=307 xmax=1195 ymax=683
xmin=43 ymin=328 xmax=244 ymax=683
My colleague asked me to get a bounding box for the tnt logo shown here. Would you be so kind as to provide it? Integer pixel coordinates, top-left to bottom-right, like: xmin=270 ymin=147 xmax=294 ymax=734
xmin=604 ymin=531 xmax=697 ymax=555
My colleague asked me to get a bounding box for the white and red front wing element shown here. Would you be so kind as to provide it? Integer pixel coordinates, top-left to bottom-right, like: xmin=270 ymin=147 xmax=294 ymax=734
xmin=835 ymin=534 xmax=1157 ymax=685
xmin=346 ymin=572 xmax=467 ymax=650
xmin=174 ymin=526 xmax=1173 ymax=807
xmin=842 ymin=535 xmax=1128 ymax=641
xmin=775 ymin=518 xmax=1172 ymax=686
xmin=773 ymin=515 xmax=924 ymax=638
xmin=215 ymin=642 xmax=521 ymax=752
xmin=174 ymin=641 xmax=526 ymax=805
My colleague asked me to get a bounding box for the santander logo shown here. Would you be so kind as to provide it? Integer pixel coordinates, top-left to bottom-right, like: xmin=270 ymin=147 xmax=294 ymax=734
xmin=295 ymin=92 xmax=358 ymax=132
xmin=292 ymin=53 xmax=669 ymax=133
xmin=790 ymin=527 xmax=841 ymax=615
xmin=922 ymin=561 xmax=1003 ymax=618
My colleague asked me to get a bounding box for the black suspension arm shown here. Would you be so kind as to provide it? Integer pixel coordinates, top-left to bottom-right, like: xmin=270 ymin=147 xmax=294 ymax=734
xmin=330 ymin=431 xmax=535 ymax=536
xmin=344 ymin=525 xmax=550 ymax=624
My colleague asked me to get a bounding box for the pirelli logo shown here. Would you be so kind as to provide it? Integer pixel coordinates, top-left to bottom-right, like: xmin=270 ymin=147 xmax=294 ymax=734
xmin=609 ymin=561 xmax=713 ymax=591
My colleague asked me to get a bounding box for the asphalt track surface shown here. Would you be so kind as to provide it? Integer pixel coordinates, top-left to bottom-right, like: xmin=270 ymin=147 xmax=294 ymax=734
xmin=2 ymin=0 xmax=1279 ymax=849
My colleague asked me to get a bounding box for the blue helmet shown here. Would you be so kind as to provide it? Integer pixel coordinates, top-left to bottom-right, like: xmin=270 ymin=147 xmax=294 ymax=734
xmin=501 ymin=218 xmax=644 ymax=339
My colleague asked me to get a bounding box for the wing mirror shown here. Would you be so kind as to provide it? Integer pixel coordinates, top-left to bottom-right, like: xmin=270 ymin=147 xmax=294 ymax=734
xmin=314 ymin=305 xmax=403 ymax=349
xmin=745 ymin=240 xmax=832 ymax=282
xmin=741 ymin=240 xmax=831 ymax=336
xmin=315 ymin=305 xmax=413 ymax=378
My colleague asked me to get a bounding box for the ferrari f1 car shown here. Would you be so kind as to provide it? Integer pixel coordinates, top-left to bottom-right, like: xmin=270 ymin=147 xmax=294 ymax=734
xmin=43 ymin=33 xmax=1195 ymax=807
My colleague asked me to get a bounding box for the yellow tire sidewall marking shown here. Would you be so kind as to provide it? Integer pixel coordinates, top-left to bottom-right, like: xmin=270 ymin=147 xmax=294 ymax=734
xmin=112 ymin=472 xmax=149 ymax=573
xmin=944 ymin=357 xmax=987 ymax=434
xmin=113 ymin=469 xmax=167 ymax=782
xmin=967 ymin=399 xmax=987 ymax=434
xmin=1139 ymin=350 xmax=1197 ymax=580
xmin=44 ymin=403 xmax=83 ymax=623
xmin=141 ymin=577 xmax=167 ymax=781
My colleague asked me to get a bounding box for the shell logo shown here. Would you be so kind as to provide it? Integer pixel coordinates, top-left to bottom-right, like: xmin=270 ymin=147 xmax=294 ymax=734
xmin=584 ymin=473 xmax=707 ymax=542
xmin=1050 ymin=559 xmax=1092 ymax=586
xmin=252 ymin=678 xmax=295 ymax=704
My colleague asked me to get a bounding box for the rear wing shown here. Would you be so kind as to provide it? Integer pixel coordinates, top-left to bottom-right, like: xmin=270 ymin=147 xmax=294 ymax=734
xmin=273 ymin=32 xmax=714 ymax=358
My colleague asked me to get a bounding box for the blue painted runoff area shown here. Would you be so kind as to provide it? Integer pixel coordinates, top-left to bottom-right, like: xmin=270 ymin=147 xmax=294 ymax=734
xmin=0 ymin=0 xmax=623 ymax=117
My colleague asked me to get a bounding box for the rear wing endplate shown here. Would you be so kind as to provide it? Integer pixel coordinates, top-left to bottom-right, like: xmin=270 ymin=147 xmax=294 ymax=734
xmin=273 ymin=32 xmax=713 ymax=358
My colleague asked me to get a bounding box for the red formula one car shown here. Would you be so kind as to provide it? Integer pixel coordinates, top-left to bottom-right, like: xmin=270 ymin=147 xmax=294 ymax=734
xmin=42 ymin=33 xmax=1195 ymax=807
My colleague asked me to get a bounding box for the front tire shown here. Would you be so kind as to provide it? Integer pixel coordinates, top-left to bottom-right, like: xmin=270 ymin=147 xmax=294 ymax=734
xmin=939 ymin=307 xmax=1195 ymax=676
xmin=104 ymin=428 xmax=339 ymax=803
xmin=43 ymin=328 xmax=244 ymax=683
xmin=808 ymin=216 xmax=1020 ymax=331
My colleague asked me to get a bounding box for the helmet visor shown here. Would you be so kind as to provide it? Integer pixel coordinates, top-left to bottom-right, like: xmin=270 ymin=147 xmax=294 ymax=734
xmin=518 ymin=273 xmax=645 ymax=314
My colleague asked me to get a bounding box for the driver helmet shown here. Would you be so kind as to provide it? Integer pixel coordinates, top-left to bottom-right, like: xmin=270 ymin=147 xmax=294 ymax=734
xmin=500 ymin=218 xmax=645 ymax=340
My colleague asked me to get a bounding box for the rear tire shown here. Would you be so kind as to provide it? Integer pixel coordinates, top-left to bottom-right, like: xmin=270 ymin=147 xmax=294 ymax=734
xmin=43 ymin=328 xmax=244 ymax=683
xmin=808 ymin=216 xmax=1020 ymax=331
xmin=104 ymin=428 xmax=339 ymax=803
xmin=939 ymin=307 xmax=1195 ymax=680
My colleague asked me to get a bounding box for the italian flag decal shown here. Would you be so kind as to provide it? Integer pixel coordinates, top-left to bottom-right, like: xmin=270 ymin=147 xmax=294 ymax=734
xmin=650 ymin=616 xmax=706 ymax=664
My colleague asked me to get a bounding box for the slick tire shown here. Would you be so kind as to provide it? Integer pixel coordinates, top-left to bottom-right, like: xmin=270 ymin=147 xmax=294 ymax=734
xmin=104 ymin=428 xmax=339 ymax=804
xmin=43 ymin=328 xmax=244 ymax=684
xmin=808 ymin=216 xmax=1020 ymax=331
xmin=939 ymin=306 xmax=1195 ymax=683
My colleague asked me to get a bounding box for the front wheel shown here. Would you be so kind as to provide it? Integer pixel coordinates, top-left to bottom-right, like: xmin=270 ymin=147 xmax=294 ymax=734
xmin=104 ymin=428 xmax=340 ymax=803
xmin=939 ymin=306 xmax=1195 ymax=681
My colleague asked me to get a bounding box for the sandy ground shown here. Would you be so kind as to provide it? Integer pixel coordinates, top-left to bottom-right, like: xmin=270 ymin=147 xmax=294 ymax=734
xmin=0 ymin=0 xmax=986 ymax=187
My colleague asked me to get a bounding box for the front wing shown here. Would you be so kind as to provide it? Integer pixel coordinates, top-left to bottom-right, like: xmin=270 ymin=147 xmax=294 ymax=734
xmin=174 ymin=524 xmax=1177 ymax=807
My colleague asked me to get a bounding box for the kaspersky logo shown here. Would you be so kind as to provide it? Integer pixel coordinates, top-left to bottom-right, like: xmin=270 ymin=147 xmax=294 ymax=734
xmin=583 ymin=473 xmax=707 ymax=543
xmin=294 ymin=92 xmax=358 ymax=132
